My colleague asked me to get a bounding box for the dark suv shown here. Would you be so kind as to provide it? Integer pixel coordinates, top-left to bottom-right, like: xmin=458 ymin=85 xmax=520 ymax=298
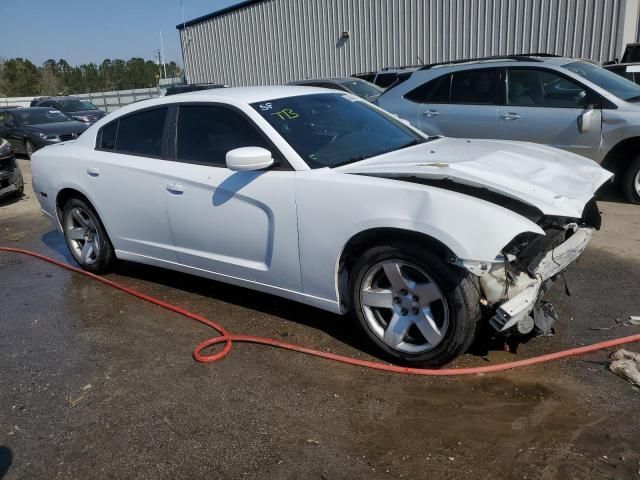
xmin=32 ymin=97 xmax=106 ymax=125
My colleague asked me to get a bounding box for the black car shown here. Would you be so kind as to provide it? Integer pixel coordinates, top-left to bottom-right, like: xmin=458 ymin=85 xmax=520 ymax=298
xmin=0 ymin=108 xmax=88 ymax=159
xmin=164 ymin=83 xmax=228 ymax=96
xmin=32 ymin=96 xmax=106 ymax=125
xmin=0 ymin=138 xmax=24 ymax=199
xmin=287 ymin=77 xmax=383 ymax=102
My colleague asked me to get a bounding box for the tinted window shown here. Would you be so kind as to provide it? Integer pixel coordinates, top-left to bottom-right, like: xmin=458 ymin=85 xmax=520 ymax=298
xmin=251 ymin=93 xmax=426 ymax=169
xmin=507 ymin=69 xmax=588 ymax=108
xmin=405 ymin=74 xmax=451 ymax=103
xmin=116 ymin=108 xmax=167 ymax=157
xmin=375 ymin=73 xmax=399 ymax=88
xmin=99 ymin=122 xmax=117 ymax=149
xmin=177 ymin=105 xmax=269 ymax=166
xmin=451 ymin=69 xmax=499 ymax=104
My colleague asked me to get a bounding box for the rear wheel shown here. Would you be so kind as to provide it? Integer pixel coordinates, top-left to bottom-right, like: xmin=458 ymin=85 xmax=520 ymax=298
xmin=25 ymin=140 xmax=35 ymax=159
xmin=62 ymin=197 xmax=116 ymax=273
xmin=623 ymin=155 xmax=640 ymax=204
xmin=350 ymin=243 xmax=480 ymax=366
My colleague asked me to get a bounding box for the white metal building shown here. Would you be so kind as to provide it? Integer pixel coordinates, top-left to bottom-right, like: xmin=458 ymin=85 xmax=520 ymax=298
xmin=177 ymin=0 xmax=640 ymax=85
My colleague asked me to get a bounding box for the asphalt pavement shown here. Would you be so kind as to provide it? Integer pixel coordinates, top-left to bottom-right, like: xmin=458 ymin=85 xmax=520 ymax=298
xmin=1 ymin=159 xmax=639 ymax=479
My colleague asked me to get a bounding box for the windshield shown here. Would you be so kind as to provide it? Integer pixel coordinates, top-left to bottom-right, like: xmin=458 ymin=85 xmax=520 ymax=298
xmin=251 ymin=93 xmax=426 ymax=168
xmin=57 ymin=99 xmax=97 ymax=112
xmin=338 ymin=79 xmax=384 ymax=98
xmin=563 ymin=61 xmax=640 ymax=101
xmin=15 ymin=109 xmax=70 ymax=125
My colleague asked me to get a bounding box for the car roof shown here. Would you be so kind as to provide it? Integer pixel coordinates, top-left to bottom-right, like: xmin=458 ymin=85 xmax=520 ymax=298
xmin=417 ymin=55 xmax=575 ymax=70
xmin=161 ymin=85 xmax=334 ymax=104
xmin=291 ymin=78 xmax=356 ymax=83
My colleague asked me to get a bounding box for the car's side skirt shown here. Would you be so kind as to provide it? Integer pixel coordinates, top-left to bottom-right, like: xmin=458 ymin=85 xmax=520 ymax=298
xmin=115 ymin=250 xmax=343 ymax=314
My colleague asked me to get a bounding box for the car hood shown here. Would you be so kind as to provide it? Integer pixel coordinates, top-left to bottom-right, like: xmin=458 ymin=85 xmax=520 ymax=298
xmin=25 ymin=121 xmax=88 ymax=135
xmin=338 ymin=137 xmax=613 ymax=218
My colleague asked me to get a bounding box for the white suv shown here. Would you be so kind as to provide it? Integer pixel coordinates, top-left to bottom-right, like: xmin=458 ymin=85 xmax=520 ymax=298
xmin=378 ymin=54 xmax=640 ymax=203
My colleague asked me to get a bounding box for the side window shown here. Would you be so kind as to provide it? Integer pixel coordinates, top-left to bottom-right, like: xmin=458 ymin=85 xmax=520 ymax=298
xmin=450 ymin=69 xmax=499 ymax=105
xmin=99 ymin=122 xmax=117 ymax=150
xmin=507 ymin=69 xmax=588 ymax=108
xmin=404 ymin=74 xmax=451 ymax=103
xmin=115 ymin=108 xmax=167 ymax=157
xmin=176 ymin=105 xmax=269 ymax=166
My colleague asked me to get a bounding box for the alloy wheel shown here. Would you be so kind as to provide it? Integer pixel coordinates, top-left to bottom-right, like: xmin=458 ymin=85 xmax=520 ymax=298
xmin=65 ymin=206 xmax=101 ymax=265
xmin=359 ymin=260 xmax=449 ymax=354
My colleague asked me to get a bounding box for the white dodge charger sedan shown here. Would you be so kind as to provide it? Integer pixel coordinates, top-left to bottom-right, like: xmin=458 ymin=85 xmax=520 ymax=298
xmin=31 ymin=86 xmax=612 ymax=366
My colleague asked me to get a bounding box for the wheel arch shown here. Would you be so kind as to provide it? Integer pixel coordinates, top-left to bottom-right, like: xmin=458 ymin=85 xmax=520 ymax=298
xmin=601 ymin=136 xmax=640 ymax=180
xmin=336 ymin=227 xmax=456 ymax=311
xmin=55 ymin=187 xmax=113 ymax=242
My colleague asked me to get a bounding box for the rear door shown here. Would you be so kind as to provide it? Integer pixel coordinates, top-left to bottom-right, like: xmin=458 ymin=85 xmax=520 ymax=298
xmin=498 ymin=68 xmax=602 ymax=159
xmin=413 ymin=69 xmax=500 ymax=138
xmin=84 ymin=107 xmax=178 ymax=262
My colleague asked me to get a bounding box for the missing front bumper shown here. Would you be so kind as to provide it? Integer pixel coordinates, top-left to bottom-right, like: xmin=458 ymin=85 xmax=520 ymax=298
xmin=489 ymin=227 xmax=593 ymax=333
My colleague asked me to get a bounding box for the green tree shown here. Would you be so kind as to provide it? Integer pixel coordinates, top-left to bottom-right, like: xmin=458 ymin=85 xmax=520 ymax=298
xmin=0 ymin=58 xmax=40 ymax=96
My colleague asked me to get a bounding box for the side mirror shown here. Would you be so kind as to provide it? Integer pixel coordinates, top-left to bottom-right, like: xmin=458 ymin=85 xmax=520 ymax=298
xmin=226 ymin=146 xmax=274 ymax=171
xmin=4 ymin=120 xmax=15 ymax=128
xmin=577 ymin=108 xmax=595 ymax=133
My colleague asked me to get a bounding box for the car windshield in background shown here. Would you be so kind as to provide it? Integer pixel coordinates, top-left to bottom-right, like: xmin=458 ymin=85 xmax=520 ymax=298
xmin=251 ymin=93 xmax=425 ymax=168
xmin=15 ymin=109 xmax=70 ymax=125
xmin=563 ymin=61 xmax=640 ymax=101
xmin=339 ymin=79 xmax=384 ymax=98
xmin=58 ymin=100 xmax=97 ymax=111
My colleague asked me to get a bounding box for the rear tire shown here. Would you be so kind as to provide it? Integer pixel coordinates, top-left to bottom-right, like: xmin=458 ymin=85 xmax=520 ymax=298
xmin=61 ymin=197 xmax=116 ymax=274
xmin=622 ymin=155 xmax=640 ymax=204
xmin=25 ymin=140 xmax=35 ymax=159
xmin=349 ymin=242 xmax=481 ymax=367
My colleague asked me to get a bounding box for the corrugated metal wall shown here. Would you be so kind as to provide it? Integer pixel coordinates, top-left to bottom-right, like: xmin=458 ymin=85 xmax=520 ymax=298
xmin=179 ymin=0 xmax=638 ymax=85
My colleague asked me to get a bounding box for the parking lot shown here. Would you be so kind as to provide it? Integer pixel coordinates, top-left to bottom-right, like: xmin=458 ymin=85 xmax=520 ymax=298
xmin=0 ymin=158 xmax=637 ymax=479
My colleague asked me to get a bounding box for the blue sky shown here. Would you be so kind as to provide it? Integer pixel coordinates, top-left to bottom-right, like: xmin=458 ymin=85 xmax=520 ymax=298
xmin=1 ymin=0 xmax=243 ymax=66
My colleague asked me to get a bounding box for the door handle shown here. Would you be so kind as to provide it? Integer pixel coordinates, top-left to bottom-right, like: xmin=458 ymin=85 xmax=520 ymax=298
xmin=166 ymin=183 xmax=184 ymax=195
xmin=86 ymin=167 xmax=100 ymax=177
xmin=423 ymin=109 xmax=441 ymax=117
xmin=500 ymin=112 xmax=522 ymax=120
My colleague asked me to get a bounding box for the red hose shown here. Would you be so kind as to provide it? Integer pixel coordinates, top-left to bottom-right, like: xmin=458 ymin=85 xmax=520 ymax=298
xmin=2 ymin=246 xmax=639 ymax=376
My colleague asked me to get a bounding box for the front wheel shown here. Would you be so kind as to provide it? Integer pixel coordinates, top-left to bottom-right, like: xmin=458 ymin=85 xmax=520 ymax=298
xmin=349 ymin=243 xmax=480 ymax=367
xmin=623 ymin=155 xmax=640 ymax=204
xmin=62 ymin=198 xmax=116 ymax=273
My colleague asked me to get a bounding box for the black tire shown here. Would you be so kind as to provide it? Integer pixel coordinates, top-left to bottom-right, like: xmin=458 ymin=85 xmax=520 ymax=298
xmin=25 ymin=140 xmax=35 ymax=159
xmin=61 ymin=197 xmax=116 ymax=274
xmin=622 ymin=155 xmax=640 ymax=204
xmin=349 ymin=242 xmax=481 ymax=367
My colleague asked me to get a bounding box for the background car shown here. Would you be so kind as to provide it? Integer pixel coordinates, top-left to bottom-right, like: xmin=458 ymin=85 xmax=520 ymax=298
xmin=0 ymin=107 xmax=88 ymax=158
xmin=377 ymin=54 xmax=640 ymax=203
xmin=352 ymin=66 xmax=419 ymax=88
xmin=31 ymin=96 xmax=106 ymax=124
xmin=164 ymin=83 xmax=229 ymax=95
xmin=31 ymin=87 xmax=610 ymax=366
xmin=0 ymin=137 xmax=23 ymax=199
xmin=288 ymin=77 xmax=383 ymax=102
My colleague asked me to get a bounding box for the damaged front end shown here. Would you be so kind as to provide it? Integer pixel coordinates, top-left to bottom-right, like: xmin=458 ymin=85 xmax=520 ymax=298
xmin=458 ymin=198 xmax=601 ymax=337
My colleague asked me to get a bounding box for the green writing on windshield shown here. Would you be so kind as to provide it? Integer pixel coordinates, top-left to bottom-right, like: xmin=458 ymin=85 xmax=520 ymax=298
xmin=271 ymin=108 xmax=299 ymax=120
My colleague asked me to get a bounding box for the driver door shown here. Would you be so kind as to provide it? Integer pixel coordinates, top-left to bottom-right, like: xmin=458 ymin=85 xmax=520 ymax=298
xmin=498 ymin=68 xmax=602 ymax=160
xmin=161 ymin=104 xmax=302 ymax=292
